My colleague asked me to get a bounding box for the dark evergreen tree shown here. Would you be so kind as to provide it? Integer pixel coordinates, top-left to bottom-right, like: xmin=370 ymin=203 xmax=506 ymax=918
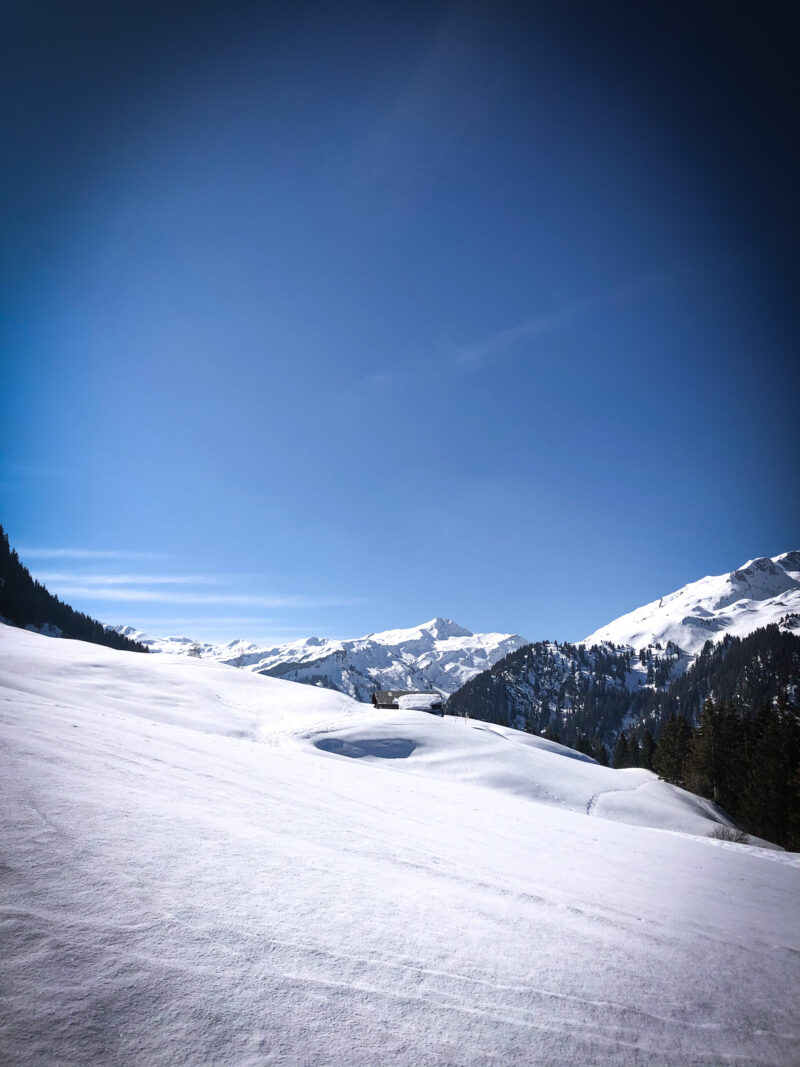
xmin=592 ymin=735 xmax=609 ymax=766
xmin=627 ymin=733 xmax=641 ymax=768
xmin=788 ymin=762 xmax=800 ymax=852
xmin=612 ymin=732 xmax=629 ymax=769
xmin=686 ymin=700 xmax=749 ymax=816
xmin=653 ymin=715 xmax=691 ymax=786
xmin=543 ymin=725 xmax=562 ymax=745
xmin=744 ymin=704 xmax=800 ymax=848
xmin=573 ymin=732 xmax=594 ymax=757
xmin=686 ymin=699 xmax=723 ymax=804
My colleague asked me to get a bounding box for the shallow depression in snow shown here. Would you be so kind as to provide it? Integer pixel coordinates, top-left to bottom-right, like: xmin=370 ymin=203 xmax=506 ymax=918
xmin=315 ymin=736 xmax=417 ymax=759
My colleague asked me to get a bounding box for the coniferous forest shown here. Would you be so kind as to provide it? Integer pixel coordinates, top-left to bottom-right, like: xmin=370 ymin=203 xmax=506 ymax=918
xmin=615 ymin=699 xmax=800 ymax=850
xmin=0 ymin=525 xmax=148 ymax=654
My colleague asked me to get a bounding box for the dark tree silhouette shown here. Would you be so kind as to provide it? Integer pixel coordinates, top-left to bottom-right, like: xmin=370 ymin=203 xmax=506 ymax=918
xmin=0 ymin=525 xmax=148 ymax=654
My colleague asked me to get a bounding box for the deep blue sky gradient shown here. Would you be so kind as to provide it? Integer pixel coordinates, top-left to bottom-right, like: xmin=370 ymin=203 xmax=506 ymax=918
xmin=3 ymin=2 xmax=798 ymax=642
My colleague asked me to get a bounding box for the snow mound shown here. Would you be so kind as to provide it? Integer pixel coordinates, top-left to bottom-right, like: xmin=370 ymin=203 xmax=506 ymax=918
xmin=300 ymin=716 xmax=747 ymax=835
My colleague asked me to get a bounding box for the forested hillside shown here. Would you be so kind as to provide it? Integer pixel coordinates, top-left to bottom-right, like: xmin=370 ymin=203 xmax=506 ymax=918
xmin=0 ymin=525 xmax=148 ymax=653
xmin=447 ymin=625 xmax=800 ymax=847
xmin=444 ymin=638 xmax=685 ymax=748
xmin=651 ymin=699 xmax=800 ymax=849
xmin=629 ymin=624 xmax=800 ymax=729
xmin=447 ymin=627 xmax=799 ymax=742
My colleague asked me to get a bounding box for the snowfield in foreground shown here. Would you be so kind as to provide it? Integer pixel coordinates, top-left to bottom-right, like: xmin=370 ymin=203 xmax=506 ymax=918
xmin=1 ymin=625 xmax=799 ymax=1066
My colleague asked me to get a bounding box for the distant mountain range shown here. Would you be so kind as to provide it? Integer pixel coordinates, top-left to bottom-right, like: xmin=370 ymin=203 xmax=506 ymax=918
xmin=114 ymin=617 xmax=528 ymax=701
xmin=116 ymin=552 xmax=800 ymax=706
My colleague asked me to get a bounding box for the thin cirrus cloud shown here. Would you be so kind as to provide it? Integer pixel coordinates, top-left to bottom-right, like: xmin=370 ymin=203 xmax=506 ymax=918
xmin=127 ymin=618 xmax=330 ymax=635
xmin=34 ymin=572 xmax=229 ymax=586
xmin=452 ymin=274 xmax=665 ymax=367
xmin=19 ymin=547 xmax=165 ymax=560
xmin=130 ymin=616 xmax=283 ymax=627
xmin=47 ymin=586 xmax=360 ymax=608
xmin=25 ymin=550 xmax=361 ymax=611
xmin=350 ymin=5 xmax=500 ymax=212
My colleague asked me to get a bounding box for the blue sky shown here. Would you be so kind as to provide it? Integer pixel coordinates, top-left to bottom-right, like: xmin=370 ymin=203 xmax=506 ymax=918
xmin=2 ymin=2 xmax=798 ymax=644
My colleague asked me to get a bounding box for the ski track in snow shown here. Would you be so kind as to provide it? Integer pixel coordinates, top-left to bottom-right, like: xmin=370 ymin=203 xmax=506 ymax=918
xmin=585 ymin=776 xmax=653 ymax=817
xmin=2 ymin=624 xmax=799 ymax=1066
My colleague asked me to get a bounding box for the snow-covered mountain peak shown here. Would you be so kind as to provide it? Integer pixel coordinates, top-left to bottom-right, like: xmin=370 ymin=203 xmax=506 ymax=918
xmin=364 ymin=616 xmax=474 ymax=644
xmin=584 ymin=550 xmax=800 ymax=655
xmin=421 ymin=616 xmax=473 ymax=639
xmin=730 ymin=555 xmax=799 ymax=597
xmin=771 ymin=550 xmax=800 ymax=578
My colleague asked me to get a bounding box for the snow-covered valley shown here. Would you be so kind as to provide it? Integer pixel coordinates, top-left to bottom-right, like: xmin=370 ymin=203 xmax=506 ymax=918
xmin=2 ymin=623 xmax=798 ymax=1065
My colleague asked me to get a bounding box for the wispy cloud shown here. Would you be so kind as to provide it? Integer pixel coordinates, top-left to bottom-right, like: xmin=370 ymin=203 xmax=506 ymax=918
xmin=34 ymin=572 xmax=227 ymax=586
xmin=361 ymin=371 xmax=395 ymax=390
xmin=20 ymin=547 xmax=164 ymax=560
xmin=2 ymin=461 xmax=64 ymax=480
xmin=27 ymin=552 xmax=362 ymax=621
xmin=453 ymin=274 xmax=664 ymax=367
xmin=350 ymin=6 xmax=503 ymax=215
xmin=122 ymin=617 xmax=328 ymax=636
xmin=48 ymin=586 xmax=361 ymax=608
xmin=126 ymin=616 xmax=283 ymax=628
xmin=120 ymin=618 xmax=330 ymax=644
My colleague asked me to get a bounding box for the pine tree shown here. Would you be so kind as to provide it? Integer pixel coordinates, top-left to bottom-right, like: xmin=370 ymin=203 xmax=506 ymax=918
xmin=640 ymin=729 xmax=656 ymax=770
xmin=686 ymin=700 xmax=748 ymax=815
xmin=627 ymin=733 xmax=641 ymax=768
xmin=686 ymin=699 xmax=724 ymax=803
xmin=744 ymin=704 xmax=800 ymax=848
xmin=612 ymin=732 xmax=629 ymax=769
xmin=573 ymin=732 xmax=594 ymax=757
xmin=788 ymin=761 xmax=800 ymax=852
xmin=592 ymin=735 xmax=609 ymax=766
xmin=653 ymin=715 xmax=691 ymax=786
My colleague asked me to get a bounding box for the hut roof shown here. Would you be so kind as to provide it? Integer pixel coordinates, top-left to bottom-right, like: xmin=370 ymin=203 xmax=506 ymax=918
xmin=373 ymin=689 xmax=415 ymax=702
xmin=372 ymin=689 xmax=443 ymax=710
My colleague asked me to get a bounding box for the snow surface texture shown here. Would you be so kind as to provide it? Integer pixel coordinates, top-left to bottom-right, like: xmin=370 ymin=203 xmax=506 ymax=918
xmin=2 ymin=623 xmax=799 ymax=1066
xmin=584 ymin=551 xmax=800 ymax=655
xmin=115 ymin=616 xmax=528 ymax=700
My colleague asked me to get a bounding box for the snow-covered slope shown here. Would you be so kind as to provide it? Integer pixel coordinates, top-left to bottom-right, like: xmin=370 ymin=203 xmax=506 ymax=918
xmin=116 ymin=616 xmax=528 ymax=700
xmin=584 ymin=551 xmax=800 ymax=655
xmin=2 ymin=622 xmax=798 ymax=1065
